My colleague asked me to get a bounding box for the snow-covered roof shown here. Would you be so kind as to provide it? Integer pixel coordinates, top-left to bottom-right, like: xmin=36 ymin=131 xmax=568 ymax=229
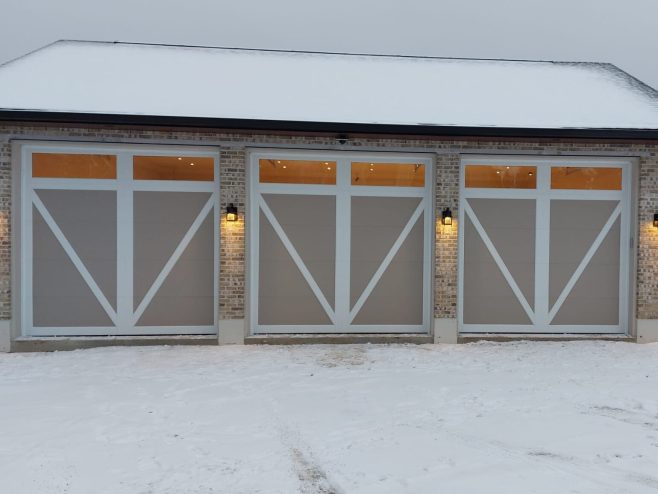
xmin=1 ymin=40 xmax=658 ymax=133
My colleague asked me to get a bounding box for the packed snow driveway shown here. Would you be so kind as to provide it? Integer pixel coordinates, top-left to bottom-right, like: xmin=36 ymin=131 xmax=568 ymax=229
xmin=1 ymin=342 xmax=657 ymax=494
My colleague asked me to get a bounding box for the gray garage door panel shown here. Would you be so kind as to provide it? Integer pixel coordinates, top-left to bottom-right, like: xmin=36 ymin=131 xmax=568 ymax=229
xmin=549 ymin=200 xmax=619 ymax=310
xmin=352 ymin=214 xmax=424 ymax=325
xmin=262 ymin=194 xmax=336 ymax=309
xmin=463 ymin=213 xmax=532 ymax=325
xmin=133 ymin=191 xmax=212 ymax=311
xmin=350 ymin=196 xmax=422 ymax=312
xmin=35 ymin=189 xmax=117 ymax=311
xmin=551 ymin=217 xmax=620 ymax=326
xmin=32 ymin=206 xmax=114 ymax=327
xmin=258 ymin=209 xmax=332 ymax=326
xmin=136 ymin=212 xmax=215 ymax=327
xmin=468 ymin=198 xmax=536 ymax=308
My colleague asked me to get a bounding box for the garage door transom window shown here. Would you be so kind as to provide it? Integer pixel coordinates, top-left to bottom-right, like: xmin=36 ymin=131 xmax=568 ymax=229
xmin=250 ymin=152 xmax=434 ymax=334
xmin=21 ymin=144 xmax=219 ymax=336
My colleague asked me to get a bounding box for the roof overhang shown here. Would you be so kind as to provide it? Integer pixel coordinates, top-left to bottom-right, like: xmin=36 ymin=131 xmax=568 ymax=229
xmin=2 ymin=110 xmax=658 ymax=141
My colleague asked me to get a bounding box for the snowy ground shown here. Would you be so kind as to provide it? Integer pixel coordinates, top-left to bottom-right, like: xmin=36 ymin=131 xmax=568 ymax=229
xmin=1 ymin=342 xmax=658 ymax=494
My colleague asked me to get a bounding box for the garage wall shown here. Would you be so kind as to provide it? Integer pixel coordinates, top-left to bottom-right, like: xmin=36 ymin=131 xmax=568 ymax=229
xmin=1 ymin=124 xmax=658 ymax=331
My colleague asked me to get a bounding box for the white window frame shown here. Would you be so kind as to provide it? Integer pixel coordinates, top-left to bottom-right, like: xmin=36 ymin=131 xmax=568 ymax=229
xmin=248 ymin=149 xmax=434 ymax=334
xmin=458 ymin=155 xmax=634 ymax=335
xmin=18 ymin=142 xmax=220 ymax=336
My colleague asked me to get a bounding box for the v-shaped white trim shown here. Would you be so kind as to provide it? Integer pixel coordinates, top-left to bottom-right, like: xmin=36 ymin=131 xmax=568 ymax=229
xmin=464 ymin=200 xmax=536 ymax=324
xmin=548 ymin=203 xmax=621 ymax=323
xmin=349 ymin=200 xmax=424 ymax=323
xmin=32 ymin=191 xmax=118 ymax=325
xmin=132 ymin=195 xmax=214 ymax=325
xmin=259 ymin=195 xmax=337 ymax=324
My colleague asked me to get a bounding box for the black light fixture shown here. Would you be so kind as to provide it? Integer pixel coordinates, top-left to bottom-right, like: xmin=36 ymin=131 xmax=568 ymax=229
xmin=226 ymin=203 xmax=238 ymax=222
xmin=654 ymin=213 xmax=658 ymax=228
xmin=442 ymin=207 xmax=453 ymax=226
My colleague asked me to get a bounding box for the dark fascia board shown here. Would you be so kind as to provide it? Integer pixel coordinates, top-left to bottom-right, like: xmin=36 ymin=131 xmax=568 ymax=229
xmin=2 ymin=110 xmax=658 ymax=140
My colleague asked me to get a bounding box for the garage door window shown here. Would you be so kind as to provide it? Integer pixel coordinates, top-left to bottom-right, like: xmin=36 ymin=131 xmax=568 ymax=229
xmin=551 ymin=166 xmax=622 ymax=190
xmin=351 ymin=162 xmax=425 ymax=186
xmin=21 ymin=144 xmax=219 ymax=337
xmin=465 ymin=164 xmax=536 ymax=189
xmin=259 ymin=159 xmax=337 ymax=184
xmin=133 ymin=156 xmax=214 ymax=181
xmin=32 ymin=153 xmax=117 ymax=179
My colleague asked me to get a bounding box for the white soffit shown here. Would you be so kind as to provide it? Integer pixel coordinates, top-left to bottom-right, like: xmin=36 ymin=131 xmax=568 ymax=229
xmin=0 ymin=40 xmax=658 ymax=130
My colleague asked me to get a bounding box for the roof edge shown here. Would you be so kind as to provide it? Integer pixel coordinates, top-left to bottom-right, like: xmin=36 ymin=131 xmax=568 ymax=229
xmin=52 ymin=39 xmax=608 ymax=67
xmin=602 ymin=63 xmax=658 ymax=99
xmin=0 ymin=40 xmax=62 ymax=70
xmin=1 ymin=110 xmax=658 ymax=140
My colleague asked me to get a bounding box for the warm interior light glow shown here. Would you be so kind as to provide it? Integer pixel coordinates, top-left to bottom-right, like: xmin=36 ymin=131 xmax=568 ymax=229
xmin=259 ymin=159 xmax=336 ymax=184
xmin=352 ymin=162 xmax=424 ymax=186
xmin=465 ymin=165 xmax=537 ymax=189
xmin=32 ymin=153 xmax=117 ymax=179
xmin=133 ymin=156 xmax=214 ymax=181
xmin=551 ymin=166 xmax=622 ymax=190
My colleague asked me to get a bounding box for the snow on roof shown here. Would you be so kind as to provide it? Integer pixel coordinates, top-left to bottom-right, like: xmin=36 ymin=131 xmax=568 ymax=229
xmin=1 ymin=40 xmax=658 ymax=131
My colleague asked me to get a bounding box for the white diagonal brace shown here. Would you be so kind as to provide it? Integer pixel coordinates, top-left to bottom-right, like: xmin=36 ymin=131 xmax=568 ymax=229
xmin=132 ymin=196 xmax=214 ymax=325
xmin=32 ymin=191 xmax=118 ymax=325
xmin=349 ymin=201 xmax=424 ymax=324
xmin=259 ymin=195 xmax=336 ymax=324
xmin=548 ymin=203 xmax=621 ymax=323
xmin=464 ymin=200 xmax=535 ymax=324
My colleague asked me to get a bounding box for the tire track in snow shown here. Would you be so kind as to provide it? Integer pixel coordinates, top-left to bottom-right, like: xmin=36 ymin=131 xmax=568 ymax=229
xmin=267 ymin=394 xmax=345 ymax=494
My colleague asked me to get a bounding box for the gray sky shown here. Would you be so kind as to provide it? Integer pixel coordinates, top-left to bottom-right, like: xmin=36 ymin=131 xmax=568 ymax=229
xmin=2 ymin=0 xmax=657 ymax=90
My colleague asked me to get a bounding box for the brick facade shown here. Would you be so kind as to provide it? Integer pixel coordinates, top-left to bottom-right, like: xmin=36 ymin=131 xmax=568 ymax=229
xmin=1 ymin=123 xmax=657 ymax=329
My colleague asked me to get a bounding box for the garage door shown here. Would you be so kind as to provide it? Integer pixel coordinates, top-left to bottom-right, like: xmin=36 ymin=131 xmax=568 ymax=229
xmin=250 ymin=152 xmax=433 ymax=334
xmin=459 ymin=157 xmax=633 ymax=334
xmin=21 ymin=144 xmax=219 ymax=336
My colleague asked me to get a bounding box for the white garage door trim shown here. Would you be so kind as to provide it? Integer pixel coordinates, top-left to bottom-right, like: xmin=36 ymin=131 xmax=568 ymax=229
xmin=249 ymin=149 xmax=434 ymax=334
xmin=19 ymin=142 xmax=220 ymax=337
xmin=458 ymin=155 xmax=634 ymax=335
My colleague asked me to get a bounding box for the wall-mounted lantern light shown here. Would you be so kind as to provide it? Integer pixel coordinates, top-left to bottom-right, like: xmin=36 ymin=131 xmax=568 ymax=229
xmin=654 ymin=213 xmax=658 ymax=228
xmin=226 ymin=203 xmax=238 ymax=222
xmin=442 ymin=207 xmax=453 ymax=226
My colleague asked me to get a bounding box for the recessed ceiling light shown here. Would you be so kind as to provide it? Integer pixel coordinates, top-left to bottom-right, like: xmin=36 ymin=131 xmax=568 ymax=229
xmin=177 ymin=157 xmax=182 ymax=161
xmin=190 ymin=162 xmax=195 ymax=166
xmin=277 ymin=160 xmax=281 ymax=164
xmin=282 ymin=165 xmax=287 ymax=169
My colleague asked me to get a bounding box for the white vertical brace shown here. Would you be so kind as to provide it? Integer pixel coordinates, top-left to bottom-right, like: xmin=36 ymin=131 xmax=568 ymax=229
xmin=132 ymin=196 xmax=214 ymax=325
xmin=464 ymin=200 xmax=536 ymax=324
xmin=32 ymin=191 xmax=118 ymax=325
xmin=116 ymin=152 xmax=132 ymax=331
xmin=548 ymin=203 xmax=621 ymax=323
xmin=335 ymin=158 xmax=351 ymax=329
xmin=534 ymin=165 xmax=550 ymax=328
xmin=349 ymin=201 xmax=424 ymax=323
xmin=259 ymin=195 xmax=337 ymax=324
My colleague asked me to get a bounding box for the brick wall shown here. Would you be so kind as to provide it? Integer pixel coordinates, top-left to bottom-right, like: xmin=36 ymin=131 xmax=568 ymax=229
xmin=1 ymin=123 xmax=657 ymax=326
